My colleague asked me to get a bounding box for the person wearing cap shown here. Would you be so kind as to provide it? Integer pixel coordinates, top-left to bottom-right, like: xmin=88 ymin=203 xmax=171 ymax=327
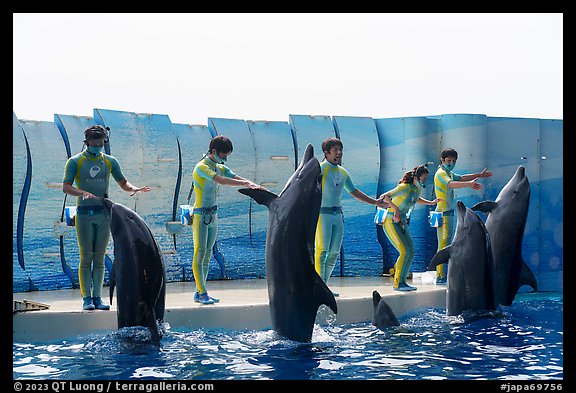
xmin=315 ymin=138 xmax=389 ymax=297
xmin=378 ymin=165 xmax=442 ymax=291
xmin=191 ymin=135 xmax=265 ymax=305
xmin=63 ymin=125 xmax=151 ymax=311
xmin=432 ymin=148 xmax=492 ymax=285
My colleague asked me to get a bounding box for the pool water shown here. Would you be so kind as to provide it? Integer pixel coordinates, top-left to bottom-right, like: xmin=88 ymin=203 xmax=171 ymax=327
xmin=13 ymin=293 xmax=563 ymax=380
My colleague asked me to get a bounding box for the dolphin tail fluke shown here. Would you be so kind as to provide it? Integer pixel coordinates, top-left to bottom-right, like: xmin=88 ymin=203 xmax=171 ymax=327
xmin=471 ymin=201 xmax=498 ymax=214
xmin=147 ymin=309 xmax=162 ymax=344
xmin=238 ymin=188 xmax=278 ymax=207
xmin=314 ymin=274 xmax=337 ymax=314
xmin=519 ymin=261 xmax=538 ymax=292
xmin=428 ymin=246 xmax=451 ymax=270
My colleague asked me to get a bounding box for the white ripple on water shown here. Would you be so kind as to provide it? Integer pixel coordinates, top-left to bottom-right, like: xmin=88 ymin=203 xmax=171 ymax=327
xmin=131 ymin=366 xmax=173 ymax=379
xmin=13 ymin=364 xmax=63 ymax=377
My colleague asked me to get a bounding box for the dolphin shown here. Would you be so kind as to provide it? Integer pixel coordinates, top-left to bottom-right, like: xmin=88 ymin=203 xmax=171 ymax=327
xmin=428 ymin=200 xmax=496 ymax=316
xmin=102 ymin=198 xmax=166 ymax=343
xmin=238 ymin=144 xmax=337 ymax=342
xmin=372 ymin=290 xmax=399 ymax=329
xmin=471 ymin=165 xmax=538 ymax=306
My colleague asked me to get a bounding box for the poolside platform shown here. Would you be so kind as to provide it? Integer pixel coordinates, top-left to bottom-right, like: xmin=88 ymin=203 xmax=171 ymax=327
xmin=13 ymin=276 xmax=446 ymax=343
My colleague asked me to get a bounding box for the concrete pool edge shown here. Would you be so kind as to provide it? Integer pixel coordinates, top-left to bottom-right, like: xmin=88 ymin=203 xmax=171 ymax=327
xmin=13 ymin=277 xmax=447 ymax=343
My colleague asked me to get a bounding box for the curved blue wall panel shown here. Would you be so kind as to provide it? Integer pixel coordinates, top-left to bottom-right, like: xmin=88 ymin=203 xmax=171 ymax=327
xmin=331 ymin=116 xmax=381 ymax=277
xmin=537 ymin=119 xmax=563 ymax=290
xmin=171 ymin=123 xmax=214 ymax=282
xmin=16 ymin=119 xmax=74 ymax=291
xmin=288 ymin=115 xmax=336 ymax=164
xmin=245 ymin=120 xmax=296 ymax=270
xmin=93 ymin=108 xmax=181 ymax=282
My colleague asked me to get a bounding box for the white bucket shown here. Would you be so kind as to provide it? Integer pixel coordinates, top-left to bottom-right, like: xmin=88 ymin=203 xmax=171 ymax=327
xmin=180 ymin=205 xmax=192 ymax=225
xmin=65 ymin=206 xmax=77 ymax=226
xmin=374 ymin=207 xmax=387 ymax=225
xmin=429 ymin=211 xmax=443 ymax=227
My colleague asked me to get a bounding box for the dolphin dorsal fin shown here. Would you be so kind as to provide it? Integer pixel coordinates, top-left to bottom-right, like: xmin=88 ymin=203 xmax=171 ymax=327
xmin=471 ymin=201 xmax=498 ymax=214
xmin=428 ymin=246 xmax=451 ymax=270
xmin=238 ymin=188 xmax=278 ymax=207
xmin=372 ymin=290 xmax=382 ymax=311
xmin=519 ymin=260 xmax=538 ymax=292
xmin=313 ymin=274 xmax=338 ymax=314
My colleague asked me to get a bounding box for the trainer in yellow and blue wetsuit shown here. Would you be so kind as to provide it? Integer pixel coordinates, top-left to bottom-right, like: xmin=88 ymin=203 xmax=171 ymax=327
xmin=314 ymin=138 xmax=388 ymax=297
xmin=191 ymin=135 xmax=265 ymax=305
xmin=63 ymin=125 xmax=151 ymax=311
xmin=433 ymin=148 xmax=492 ymax=285
xmin=379 ymin=165 xmax=442 ymax=291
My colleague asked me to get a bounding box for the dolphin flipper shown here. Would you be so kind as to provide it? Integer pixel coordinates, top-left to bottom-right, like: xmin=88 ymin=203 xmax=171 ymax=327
xmin=519 ymin=260 xmax=538 ymax=292
xmin=471 ymin=201 xmax=498 ymax=214
xmin=109 ymin=261 xmax=116 ymax=305
xmin=313 ymin=274 xmax=337 ymax=314
xmin=238 ymin=188 xmax=278 ymax=207
xmin=428 ymin=246 xmax=451 ymax=271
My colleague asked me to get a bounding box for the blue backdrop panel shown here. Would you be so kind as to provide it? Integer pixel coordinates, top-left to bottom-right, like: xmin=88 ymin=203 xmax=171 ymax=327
xmin=53 ymin=114 xmax=97 ymax=289
xmin=288 ymin=114 xmax=336 ymax=164
xmin=331 ymin=116 xmax=381 ymax=277
xmin=207 ymin=117 xmax=259 ymax=279
xmin=93 ymin=108 xmax=181 ymax=281
xmin=16 ymin=119 xmax=74 ymax=291
xmin=245 ymin=120 xmax=296 ymax=276
xmin=373 ymin=118 xmax=406 ymax=273
xmin=537 ymin=119 xmax=563 ymax=290
xmin=171 ymin=123 xmax=214 ymax=282
xmin=439 ymin=114 xmax=489 ymax=208
xmin=402 ymin=117 xmax=441 ymax=271
xmin=486 ymin=117 xmax=541 ymax=290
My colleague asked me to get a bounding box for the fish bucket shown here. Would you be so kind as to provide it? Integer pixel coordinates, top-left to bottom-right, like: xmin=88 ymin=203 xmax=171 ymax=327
xmin=180 ymin=205 xmax=192 ymax=225
xmin=65 ymin=206 xmax=77 ymax=226
xmin=428 ymin=211 xmax=443 ymax=227
xmin=374 ymin=207 xmax=387 ymax=225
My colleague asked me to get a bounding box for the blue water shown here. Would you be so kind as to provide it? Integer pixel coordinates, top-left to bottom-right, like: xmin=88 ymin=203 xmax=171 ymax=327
xmin=13 ymin=293 xmax=562 ymax=380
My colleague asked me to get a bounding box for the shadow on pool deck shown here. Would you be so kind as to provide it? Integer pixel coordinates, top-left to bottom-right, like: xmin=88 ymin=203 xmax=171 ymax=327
xmin=13 ymin=276 xmax=446 ymax=343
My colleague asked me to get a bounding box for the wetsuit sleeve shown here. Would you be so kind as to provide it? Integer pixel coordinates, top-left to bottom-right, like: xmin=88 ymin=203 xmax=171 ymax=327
xmin=452 ymin=172 xmax=462 ymax=181
xmin=63 ymin=158 xmax=77 ymax=184
xmin=196 ymin=163 xmax=218 ymax=181
xmin=220 ymin=165 xmax=237 ymax=179
xmin=108 ymin=156 xmax=126 ymax=182
xmin=342 ymin=168 xmax=358 ymax=194
xmin=436 ymin=170 xmax=452 ymax=188
xmin=386 ymin=184 xmax=402 ymax=198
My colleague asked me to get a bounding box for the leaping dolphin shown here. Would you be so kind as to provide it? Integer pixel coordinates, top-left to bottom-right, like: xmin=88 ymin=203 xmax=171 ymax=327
xmin=471 ymin=165 xmax=538 ymax=306
xmin=429 ymin=200 xmax=496 ymax=316
xmin=238 ymin=144 xmax=337 ymax=343
xmin=372 ymin=290 xmax=399 ymax=329
xmin=102 ymin=198 xmax=166 ymax=343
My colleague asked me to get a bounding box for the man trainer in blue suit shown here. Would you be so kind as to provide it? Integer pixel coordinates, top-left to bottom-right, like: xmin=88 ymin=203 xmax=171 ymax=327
xmin=315 ymin=138 xmax=388 ymax=296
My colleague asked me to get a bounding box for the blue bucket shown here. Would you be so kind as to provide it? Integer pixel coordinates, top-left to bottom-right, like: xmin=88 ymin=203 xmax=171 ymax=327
xmin=429 ymin=211 xmax=443 ymax=227
xmin=180 ymin=205 xmax=192 ymax=225
xmin=374 ymin=207 xmax=387 ymax=225
xmin=65 ymin=206 xmax=77 ymax=226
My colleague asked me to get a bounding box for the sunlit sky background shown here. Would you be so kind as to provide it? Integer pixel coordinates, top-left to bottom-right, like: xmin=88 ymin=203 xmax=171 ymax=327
xmin=13 ymin=13 xmax=563 ymax=124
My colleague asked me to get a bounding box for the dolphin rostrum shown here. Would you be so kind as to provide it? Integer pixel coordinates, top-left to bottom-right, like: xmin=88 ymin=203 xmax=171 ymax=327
xmin=103 ymin=198 xmax=166 ymax=343
xmin=372 ymin=290 xmax=399 ymax=329
xmin=429 ymin=200 xmax=496 ymax=316
xmin=238 ymin=144 xmax=337 ymax=342
xmin=471 ymin=165 xmax=538 ymax=306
